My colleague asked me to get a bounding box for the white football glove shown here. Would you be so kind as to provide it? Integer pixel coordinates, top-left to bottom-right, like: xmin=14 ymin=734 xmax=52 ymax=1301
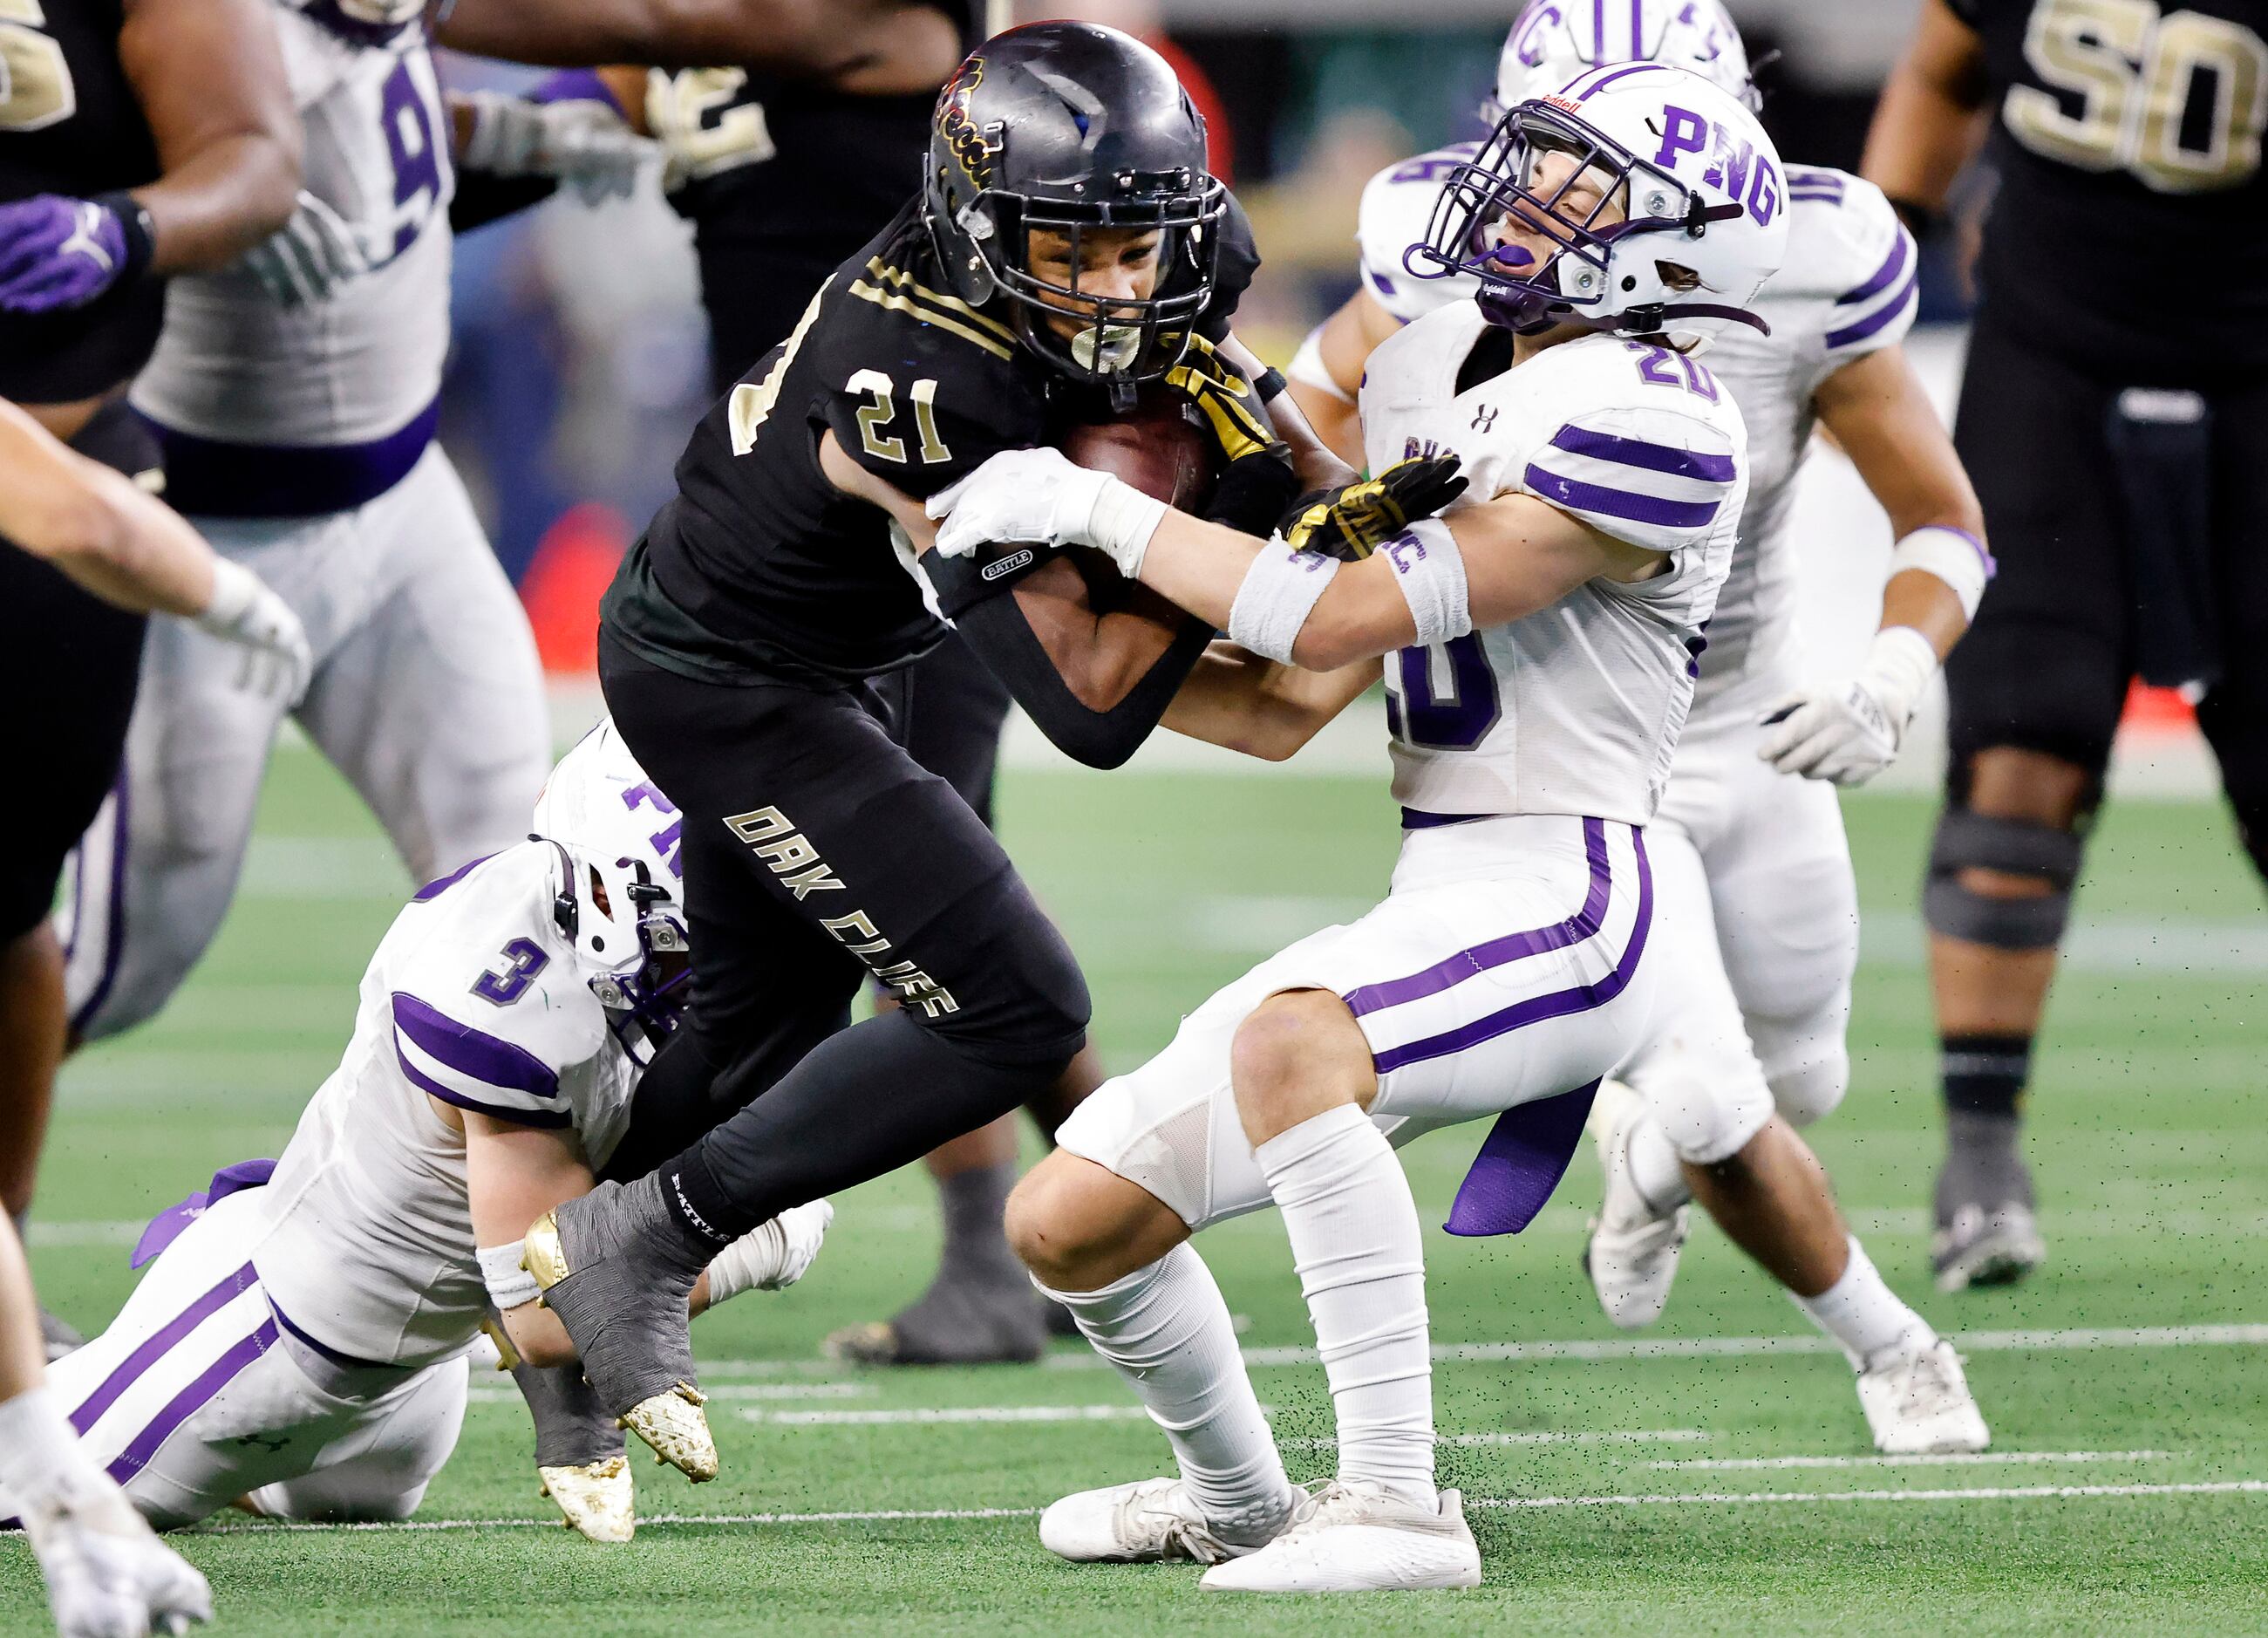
xmin=194 ymin=558 xmax=312 ymax=705
xmin=459 ymin=92 xmax=657 ymax=205
xmin=1757 ymin=625 xmax=1939 ymax=787
xmin=925 ymin=447 xmax=1166 ymax=577
xmin=22 ymin=1465 xmax=213 ymax=1638
xmin=702 ymin=1198 xmax=834 ymax=1306
xmin=238 ymin=191 xmax=374 ymax=308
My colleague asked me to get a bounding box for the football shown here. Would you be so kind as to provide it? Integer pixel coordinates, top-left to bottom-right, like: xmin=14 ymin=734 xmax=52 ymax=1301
xmin=1059 ymin=388 xmax=1220 ymax=514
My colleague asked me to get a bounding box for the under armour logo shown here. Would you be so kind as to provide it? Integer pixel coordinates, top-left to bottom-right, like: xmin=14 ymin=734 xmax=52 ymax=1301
xmin=1470 ymin=405 xmax=1500 ymax=433
xmin=60 ymin=202 xmax=116 ymax=273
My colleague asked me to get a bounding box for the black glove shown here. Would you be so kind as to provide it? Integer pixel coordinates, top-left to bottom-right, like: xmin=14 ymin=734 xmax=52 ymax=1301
xmin=1162 ymin=333 xmax=1300 ymax=536
xmin=1277 ymin=455 xmax=1468 ymax=561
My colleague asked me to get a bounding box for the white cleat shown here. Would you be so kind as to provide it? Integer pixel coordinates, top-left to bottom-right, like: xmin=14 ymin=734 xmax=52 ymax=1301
xmin=1039 ymin=1478 xmax=1267 ymax=1565
xmin=540 ymin=1454 xmax=636 ymax=1543
xmin=1583 ymin=1080 xmax=1689 ymax=1330
xmin=1197 ymin=1482 xmax=1481 ymax=1593
xmin=1858 ymin=1339 xmax=1991 ymax=1455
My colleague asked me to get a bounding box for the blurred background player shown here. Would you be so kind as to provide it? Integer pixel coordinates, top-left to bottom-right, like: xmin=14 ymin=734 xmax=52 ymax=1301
xmin=1287 ymin=0 xmax=1991 ymax=1447
xmin=17 ymin=723 xmax=828 ymax=1539
xmin=58 ymin=0 xmax=651 ymax=1085
xmin=0 ymin=0 xmax=301 ymax=1360
xmin=0 ymin=392 xmax=317 ymax=1638
xmin=1864 ymin=0 xmax=2268 ymax=1291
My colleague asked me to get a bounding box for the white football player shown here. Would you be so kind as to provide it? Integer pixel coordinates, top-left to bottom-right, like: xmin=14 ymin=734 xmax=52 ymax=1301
xmin=930 ymin=65 xmax=1776 ymax=1592
xmin=56 ymin=0 xmax=652 ymax=1046
xmin=1290 ymin=0 xmax=1992 ymax=1455
xmin=8 ymin=723 xmax=828 ymax=1543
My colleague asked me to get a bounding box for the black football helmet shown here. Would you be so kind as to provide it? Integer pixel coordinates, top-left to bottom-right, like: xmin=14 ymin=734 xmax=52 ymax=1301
xmin=923 ymin=22 xmax=1226 ymax=405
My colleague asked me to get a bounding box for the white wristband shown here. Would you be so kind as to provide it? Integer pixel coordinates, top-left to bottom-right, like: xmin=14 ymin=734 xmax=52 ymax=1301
xmin=1084 ymin=474 xmax=1168 ymax=579
xmin=1378 ymin=518 xmax=1472 ymax=646
xmin=478 ymin=1242 xmax=541 ymax=1312
xmin=1227 ymin=539 xmax=1342 ymax=664
xmin=1887 ymin=525 xmax=1992 ymax=621
xmin=197 ymin=556 xmax=259 ymax=631
xmin=1864 ymin=624 xmax=1941 ymax=718
xmin=1286 ymin=325 xmax=1352 ymax=404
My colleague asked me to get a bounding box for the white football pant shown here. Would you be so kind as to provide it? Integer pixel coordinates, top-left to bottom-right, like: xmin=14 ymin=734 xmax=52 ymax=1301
xmin=1059 ymin=814 xmax=1658 ymax=1229
xmin=59 ymin=446 xmax=550 ymax=1040
xmin=24 ymin=1189 xmax=466 ymax=1531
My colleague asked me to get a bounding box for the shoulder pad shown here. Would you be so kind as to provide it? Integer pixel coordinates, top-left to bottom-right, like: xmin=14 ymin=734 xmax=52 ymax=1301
xmin=1772 ymin=171 xmax=1920 ymax=362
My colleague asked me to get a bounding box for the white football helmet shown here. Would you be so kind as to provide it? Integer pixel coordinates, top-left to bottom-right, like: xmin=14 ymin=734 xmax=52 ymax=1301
xmin=1412 ymin=64 xmax=1789 ymax=346
xmin=1496 ymin=0 xmax=1756 ymax=111
xmin=530 ymin=720 xmax=690 ymax=1060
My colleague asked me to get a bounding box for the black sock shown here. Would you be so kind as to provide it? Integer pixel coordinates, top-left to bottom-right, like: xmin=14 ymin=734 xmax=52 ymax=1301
xmin=1940 ymin=1033 xmax=2031 ymax=1122
xmin=935 ymin=1162 xmax=1021 ymax=1283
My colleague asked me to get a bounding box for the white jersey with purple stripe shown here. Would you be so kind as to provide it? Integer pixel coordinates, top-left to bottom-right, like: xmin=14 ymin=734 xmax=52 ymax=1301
xmin=249 ymin=841 xmax=635 ymax=1368
xmin=129 ymin=1 xmax=453 ymax=505
xmin=1354 ymin=151 xmax=1918 ymax=710
xmin=1360 ymin=310 xmax=1744 ymax=823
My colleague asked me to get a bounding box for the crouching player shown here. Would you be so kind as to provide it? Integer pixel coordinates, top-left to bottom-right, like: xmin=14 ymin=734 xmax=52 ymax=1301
xmin=930 ymin=66 xmax=1780 ymax=1590
xmin=2 ymin=724 xmax=828 ymax=1542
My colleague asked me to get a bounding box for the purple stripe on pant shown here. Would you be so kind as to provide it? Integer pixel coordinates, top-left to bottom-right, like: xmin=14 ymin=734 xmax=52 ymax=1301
xmin=1345 ymin=817 xmax=1612 ymax=1016
xmin=107 ymin=1317 xmax=280 ymax=1484
xmin=1364 ymin=826 xmax=1654 ymax=1077
xmin=70 ymin=1260 xmax=259 ymax=1436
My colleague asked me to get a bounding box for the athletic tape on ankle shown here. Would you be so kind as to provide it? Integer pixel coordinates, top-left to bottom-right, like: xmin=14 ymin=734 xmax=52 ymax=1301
xmin=478 ymin=1243 xmax=541 ymax=1312
xmin=1227 ymin=540 xmax=1340 ymax=664
xmin=1378 ymin=517 xmax=1471 ymax=647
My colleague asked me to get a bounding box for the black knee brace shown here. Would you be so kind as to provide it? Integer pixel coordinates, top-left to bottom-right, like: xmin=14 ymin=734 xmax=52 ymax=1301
xmin=1923 ymin=809 xmax=2085 ymax=951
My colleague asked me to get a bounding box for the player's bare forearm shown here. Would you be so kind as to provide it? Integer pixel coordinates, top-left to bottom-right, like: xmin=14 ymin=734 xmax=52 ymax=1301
xmin=0 ymin=401 xmax=218 ymax=617
xmin=0 ymin=1217 xmax=45 ymax=1402
xmin=1860 ymin=0 xmax=1992 ymax=217
xmin=1815 ymin=345 xmax=1984 ymax=659
xmin=459 ymin=1109 xmax=596 ymax=1368
xmin=435 ymin=0 xmax=958 ymax=88
xmin=1163 ymin=643 xmax=1381 ymax=761
xmin=1219 ymin=331 xmax=1357 ymax=492
xmin=120 ymin=0 xmax=299 ymax=271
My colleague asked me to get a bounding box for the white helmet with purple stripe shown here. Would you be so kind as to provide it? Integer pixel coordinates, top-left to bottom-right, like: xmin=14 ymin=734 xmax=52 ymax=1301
xmin=1412 ymin=62 xmax=1788 ymax=345
xmin=530 ymin=720 xmax=690 ymax=1061
xmin=1497 ymin=0 xmax=1757 ymax=113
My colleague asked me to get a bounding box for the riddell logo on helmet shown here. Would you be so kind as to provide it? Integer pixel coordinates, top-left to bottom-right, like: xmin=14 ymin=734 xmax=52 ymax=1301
xmin=938 ymin=57 xmax=997 ymax=190
xmin=1540 ymin=94 xmax=1584 ymax=113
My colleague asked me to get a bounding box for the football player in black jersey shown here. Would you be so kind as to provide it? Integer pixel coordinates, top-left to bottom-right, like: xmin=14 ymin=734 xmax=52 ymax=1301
xmin=1866 ymin=0 xmax=2268 ymax=1290
xmin=510 ymin=23 xmax=1391 ymax=1475
xmin=0 ymin=0 xmax=300 ymax=1359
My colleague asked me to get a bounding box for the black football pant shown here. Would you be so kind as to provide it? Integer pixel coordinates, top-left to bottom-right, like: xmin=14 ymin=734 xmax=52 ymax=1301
xmin=0 ymin=402 xmax=156 ymax=937
xmin=1945 ymin=315 xmax=2268 ymax=879
xmin=597 ymin=632 xmax=1086 ymax=1236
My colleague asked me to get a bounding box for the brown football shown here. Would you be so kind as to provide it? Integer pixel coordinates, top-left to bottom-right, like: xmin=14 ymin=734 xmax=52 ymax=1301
xmin=1059 ymin=389 xmax=1220 ymax=514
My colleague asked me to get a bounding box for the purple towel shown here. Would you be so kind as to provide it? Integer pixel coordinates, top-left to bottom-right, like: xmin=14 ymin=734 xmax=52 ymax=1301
xmin=129 ymin=1158 xmax=278 ymax=1269
xmin=1443 ymin=1081 xmax=1600 ymax=1237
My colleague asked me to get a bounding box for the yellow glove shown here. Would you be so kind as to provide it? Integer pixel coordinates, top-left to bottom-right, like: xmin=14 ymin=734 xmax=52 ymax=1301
xmin=1163 ymin=332 xmax=1291 ymax=467
xmin=1277 ymin=455 xmax=1468 ymax=560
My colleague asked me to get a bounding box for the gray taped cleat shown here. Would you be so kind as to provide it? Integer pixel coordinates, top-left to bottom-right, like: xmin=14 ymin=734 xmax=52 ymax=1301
xmin=38 ymin=1306 xmax=84 ymax=1362
xmin=1932 ymin=1203 xmax=2046 ymax=1293
xmin=825 ymin=1264 xmax=1048 ymax=1366
xmin=511 ymin=1358 xmax=626 ymax=1470
xmin=523 ymin=1175 xmax=717 ymax=1480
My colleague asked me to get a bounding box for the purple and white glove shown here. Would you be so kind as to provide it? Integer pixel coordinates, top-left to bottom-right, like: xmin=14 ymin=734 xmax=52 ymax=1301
xmin=0 ymin=195 xmax=136 ymax=314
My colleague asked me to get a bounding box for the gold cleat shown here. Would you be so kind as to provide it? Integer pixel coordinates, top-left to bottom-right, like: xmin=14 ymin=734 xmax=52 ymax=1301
xmin=539 ymin=1455 xmax=636 ymax=1543
xmin=623 ymin=1382 xmax=717 ymax=1482
xmin=522 ymin=1208 xmax=569 ymax=1298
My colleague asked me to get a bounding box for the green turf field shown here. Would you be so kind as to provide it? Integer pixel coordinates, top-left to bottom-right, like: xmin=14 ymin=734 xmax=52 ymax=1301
xmin=8 ymin=746 xmax=2267 ymax=1635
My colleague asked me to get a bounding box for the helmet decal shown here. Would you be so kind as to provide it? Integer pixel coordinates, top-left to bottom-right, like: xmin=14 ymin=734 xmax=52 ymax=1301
xmin=936 ymin=56 xmax=998 ymax=193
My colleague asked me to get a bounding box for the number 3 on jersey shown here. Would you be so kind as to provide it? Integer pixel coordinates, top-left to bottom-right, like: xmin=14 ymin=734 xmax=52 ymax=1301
xmin=0 ymin=0 xmax=73 ymax=132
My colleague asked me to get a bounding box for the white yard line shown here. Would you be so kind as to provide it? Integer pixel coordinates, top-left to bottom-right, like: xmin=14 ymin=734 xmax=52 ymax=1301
xmin=1652 ymin=1450 xmax=2176 ymax=1471
xmin=467 ymin=1382 xmax=876 ymax=1406
xmin=739 ymin=1403 xmax=1155 ymax=1427
xmin=223 ymin=1479 xmax=2268 ymax=1535
xmin=1284 ymin=1430 xmax=1710 ymax=1450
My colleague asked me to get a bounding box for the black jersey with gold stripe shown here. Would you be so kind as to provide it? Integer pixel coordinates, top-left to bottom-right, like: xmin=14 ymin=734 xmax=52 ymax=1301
xmin=1950 ymin=0 xmax=2268 ymax=383
xmin=0 ymin=0 xmax=165 ymax=402
xmin=606 ymin=194 xmax=1257 ymax=686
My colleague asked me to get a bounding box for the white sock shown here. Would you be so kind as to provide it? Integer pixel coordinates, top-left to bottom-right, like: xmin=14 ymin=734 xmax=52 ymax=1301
xmin=1795 ymin=1237 xmax=1935 ymax=1368
xmin=1624 ymin=1111 xmax=1692 ymax=1214
xmin=1256 ymin=1103 xmax=1434 ymax=1505
xmin=1039 ymin=1245 xmax=1295 ymax=1546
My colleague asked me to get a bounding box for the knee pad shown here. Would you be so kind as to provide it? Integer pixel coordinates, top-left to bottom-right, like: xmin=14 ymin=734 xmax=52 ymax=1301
xmin=1923 ymin=808 xmax=2083 ymax=951
xmin=1631 ymin=1050 xmax=1773 ymax=1167
xmin=1762 ymin=1041 xmax=1849 ymax=1128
